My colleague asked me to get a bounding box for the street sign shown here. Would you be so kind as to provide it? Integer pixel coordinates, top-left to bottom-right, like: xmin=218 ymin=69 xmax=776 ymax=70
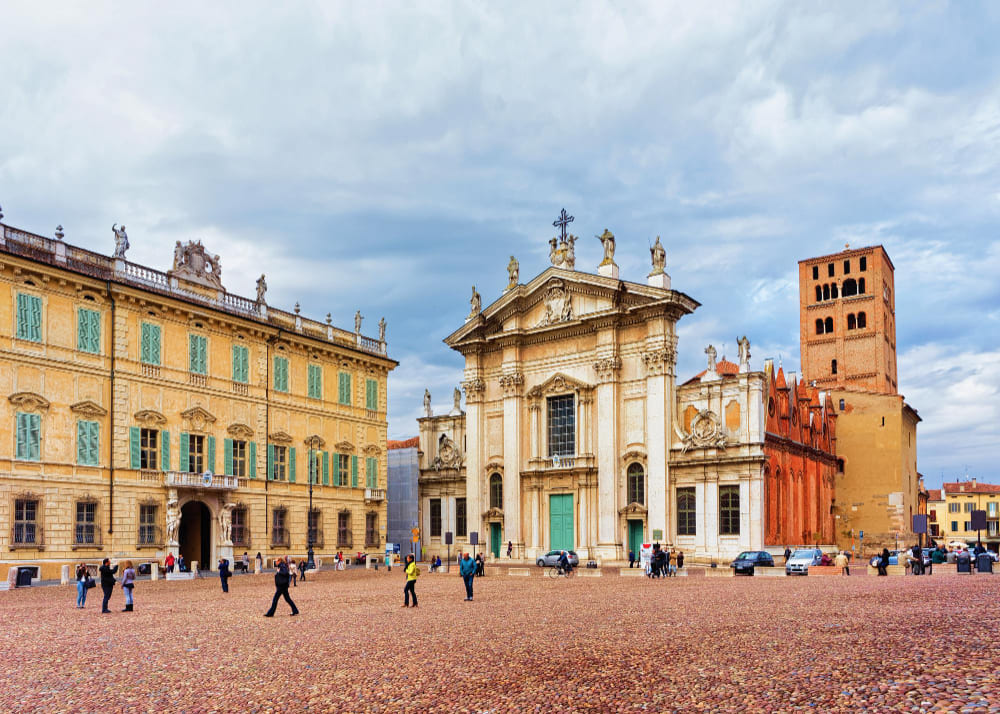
xmin=859 ymin=530 xmax=863 ymax=539
xmin=912 ymin=514 xmax=928 ymax=534
xmin=971 ymin=511 xmax=988 ymax=531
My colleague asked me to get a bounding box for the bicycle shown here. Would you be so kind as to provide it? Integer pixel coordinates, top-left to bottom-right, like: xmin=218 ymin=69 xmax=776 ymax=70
xmin=544 ymin=563 xmax=575 ymax=578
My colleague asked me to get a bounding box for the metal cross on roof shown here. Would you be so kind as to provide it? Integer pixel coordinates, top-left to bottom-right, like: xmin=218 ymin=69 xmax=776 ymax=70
xmin=553 ymin=208 xmax=574 ymax=241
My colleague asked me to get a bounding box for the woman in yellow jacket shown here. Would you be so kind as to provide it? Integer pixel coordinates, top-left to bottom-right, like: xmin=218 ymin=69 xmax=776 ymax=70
xmin=403 ymin=553 xmax=419 ymax=608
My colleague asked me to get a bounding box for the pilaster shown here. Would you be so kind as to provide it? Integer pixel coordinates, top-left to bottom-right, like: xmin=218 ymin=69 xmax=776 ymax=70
xmin=462 ymin=374 xmax=486 ymax=539
xmin=500 ymin=369 xmax=524 ymax=549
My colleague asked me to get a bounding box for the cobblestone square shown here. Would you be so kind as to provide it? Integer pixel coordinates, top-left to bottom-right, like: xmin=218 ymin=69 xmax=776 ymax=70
xmin=1 ymin=569 xmax=999 ymax=712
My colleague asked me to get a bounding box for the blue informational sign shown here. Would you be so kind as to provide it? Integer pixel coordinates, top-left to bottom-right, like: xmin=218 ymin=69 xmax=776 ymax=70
xmin=859 ymin=530 xmax=864 ymax=539
xmin=393 ymin=543 xmax=400 ymax=554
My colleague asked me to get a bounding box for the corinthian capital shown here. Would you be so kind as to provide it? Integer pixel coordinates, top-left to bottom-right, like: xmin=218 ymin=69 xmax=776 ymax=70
xmin=462 ymin=378 xmax=486 ymax=403
xmin=593 ymin=356 xmax=622 ymax=383
xmin=498 ymin=372 xmax=524 ymax=397
xmin=642 ymin=347 xmax=677 ymax=376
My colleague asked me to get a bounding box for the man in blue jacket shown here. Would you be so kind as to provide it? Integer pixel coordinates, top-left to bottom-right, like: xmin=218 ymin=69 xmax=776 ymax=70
xmin=459 ymin=552 xmax=476 ymax=601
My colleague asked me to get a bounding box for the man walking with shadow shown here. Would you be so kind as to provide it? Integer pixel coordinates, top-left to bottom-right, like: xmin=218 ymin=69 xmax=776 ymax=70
xmin=264 ymin=556 xmax=298 ymax=617
xmin=460 ymin=552 xmax=476 ymax=601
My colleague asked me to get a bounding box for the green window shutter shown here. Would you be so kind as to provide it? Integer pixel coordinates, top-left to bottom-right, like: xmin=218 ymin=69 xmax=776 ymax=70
xmin=332 ymin=453 xmax=340 ymax=486
xmin=308 ymin=364 xmax=322 ymax=399
xmin=266 ymin=443 xmax=274 ymax=481
xmin=339 ymin=373 xmax=352 ymax=404
xmin=143 ymin=324 xmax=162 ymax=365
xmin=351 ymin=454 xmax=358 ymax=488
xmin=140 ymin=323 xmax=150 ymax=363
xmin=17 ymin=294 xmax=42 ymax=342
xmin=189 ymin=335 xmax=198 ymax=372
xmin=233 ymin=345 xmax=249 ymax=383
xmin=15 ymin=413 xmax=27 ymax=459
xmin=179 ymin=432 xmax=190 ymax=473
xmin=152 ymin=325 xmax=161 ymax=365
xmin=249 ymin=441 xmax=257 ymax=478
xmin=88 ymin=422 xmax=99 ymax=466
xmin=322 ymin=451 xmax=329 ymax=485
xmin=27 ymin=413 xmax=40 ymax=460
xmin=77 ymin=421 xmax=88 ymax=464
xmin=232 ymin=346 xmax=240 ymax=382
xmin=207 ymin=435 xmax=216 ymax=474
xmin=190 ymin=335 xmax=207 ymax=374
xmin=224 ymin=438 xmax=233 ymax=476
xmin=29 ymin=296 xmax=41 ymax=342
xmin=366 ymin=379 xmax=377 ymax=410
xmin=15 ymin=294 xmax=27 ymax=340
xmin=366 ymin=457 xmax=377 ymax=489
xmin=161 ymin=431 xmax=170 ymax=471
xmin=274 ymin=357 xmax=289 ymax=392
xmin=288 ymin=447 xmax=296 ymax=483
xmin=129 ymin=426 xmax=141 ymax=469
xmin=78 ymin=308 xmax=100 ymax=353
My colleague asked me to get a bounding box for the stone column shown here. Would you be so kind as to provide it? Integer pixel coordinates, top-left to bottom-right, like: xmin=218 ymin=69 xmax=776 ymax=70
xmin=500 ymin=371 xmax=524 ymax=550
xmin=704 ymin=482 xmax=718 ymax=557
xmin=529 ymin=403 xmax=540 ymax=461
xmin=594 ymin=357 xmax=620 ymax=557
xmin=462 ymin=376 xmax=486 ymax=542
xmin=749 ymin=475 xmax=764 ymax=550
xmin=529 ymin=486 xmax=541 ymax=557
xmin=642 ymin=346 xmax=675 ymax=545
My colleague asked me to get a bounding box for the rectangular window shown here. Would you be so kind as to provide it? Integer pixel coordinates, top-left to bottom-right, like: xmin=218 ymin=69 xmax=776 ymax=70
xmin=272 ymin=445 xmax=287 ymax=481
xmin=308 ymin=509 xmax=321 ymax=547
xmin=187 ymin=434 xmax=205 ymax=474
xmin=138 ymin=504 xmax=158 ymax=545
xmin=232 ymin=344 xmax=249 ymax=383
xmin=189 ymin=334 xmax=208 ymax=374
xmin=15 ymin=293 xmax=42 ymax=342
xmin=366 ymin=379 xmax=378 ymax=410
xmin=677 ymin=487 xmax=696 ymax=536
xmin=860 ymin=256 xmax=867 ymax=271
xmin=366 ymin=456 xmax=377 ymax=489
xmin=75 ymin=501 xmax=97 ymax=545
xmin=338 ymin=372 xmax=352 ymax=405
xmin=272 ymin=508 xmax=288 ymax=546
xmin=232 ymin=440 xmax=247 ymax=478
xmin=951 ymin=521 xmax=958 ymax=532
xmin=337 ymin=454 xmax=350 ymax=487
xmin=456 ymin=497 xmax=467 ymax=537
xmin=140 ymin=428 xmax=159 ymax=470
xmin=337 ymin=511 xmax=351 ymax=547
xmin=231 ymin=507 xmax=248 ymax=547
xmin=140 ymin=323 xmax=162 ymax=365
xmin=964 ymin=521 xmax=971 ymax=531
xmin=13 ymin=499 xmax=38 ymax=545
xmin=76 ymin=420 xmax=100 ymax=466
xmin=307 ymin=451 xmax=322 ymax=484
xmin=948 ymin=502 xmax=960 ymax=513
xmin=308 ymin=364 xmax=323 ymax=399
xmin=15 ymin=412 xmax=41 ymax=461
xmin=719 ymin=485 xmax=740 ymax=536
xmin=273 ymin=356 xmax=289 ymax=393
xmin=989 ymin=502 xmax=998 ymax=516
xmin=827 ymin=263 xmax=835 ymax=277
xmin=365 ymin=512 xmax=379 ymax=547
xmin=964 ymin=502 xmax=974 ymax=513
xmin=77 ymin=308 xmax=101 ymax=353
xmin=812 ymin=265 xmax=819 ymax=280
xmin=547 ymin=394 xmax=576 ymax=457
xmin=843 ymin=259 xmax=851 ymax=274
xmin=430 ymin=498 xmax=442 ymax=537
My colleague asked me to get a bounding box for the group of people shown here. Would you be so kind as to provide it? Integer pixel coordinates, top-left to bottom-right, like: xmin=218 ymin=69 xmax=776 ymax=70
xmin=628 ymin=544 xmax=685 ymax=577
xmin=73 ymin=558 xmax=136 ymax=613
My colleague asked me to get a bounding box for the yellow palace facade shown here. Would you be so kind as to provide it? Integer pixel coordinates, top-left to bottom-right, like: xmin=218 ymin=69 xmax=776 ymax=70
xmin=0 ymin=214 xmax=395 ymax=580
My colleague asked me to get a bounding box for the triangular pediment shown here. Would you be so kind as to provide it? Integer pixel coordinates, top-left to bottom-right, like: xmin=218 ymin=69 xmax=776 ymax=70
xmin=8 ymin=392 xmax=50 ymax=412
xmin=134 ymin=409 xmax=167 ymax=426
xmin=268 ymin=431 xmax=293 ymax=444
xmin=227 ymin=423 xmax=254 ymax=439
xmin=70 ymin=400 xmax=108 ymax=418
xmin=445 ymin=266 xmax=698 ymax=349
xmin=527 ymin=372 xmax=593 ymax=399
xmin=334 ymin=440 xmax=355 ymax=453
xmin=180 ymin=406 xmax=217 ymax=432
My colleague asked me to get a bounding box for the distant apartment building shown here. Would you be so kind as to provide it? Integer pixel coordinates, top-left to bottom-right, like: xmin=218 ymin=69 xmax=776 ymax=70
xmin=927 ymin=480 xmax=1000 ymax=551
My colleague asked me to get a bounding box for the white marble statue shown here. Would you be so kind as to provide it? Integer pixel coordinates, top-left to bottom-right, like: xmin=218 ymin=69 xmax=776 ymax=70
xmin=423 ymin=389 xmax=432 ymax=417
xmin=166 ymin=499 xmax=180 ymax=545
xmin=598 ymin=229 xmax=616 ymax=265
xmin=355 ymin=310 xmax=363 ymax=334
xmin=453 ymin=387 xmax=462 ymax=413
xmin=737 ymin=336 xmax=751 ymax=372
xmin=705 ymin=344 xmax=718 ymax=373
xmin=112 ymin=224 xmax=130 ymax=259
xmin=173 ymin=241 xmax=184 ymax=270
xmin=256 ymin=274 xmax=267 ymax=304
xmin=469 ymin=286 xmax=481 ymax=316
xmin=378 ymin=317 xmax=386 ymax=342
xmin=219 ymin=503 xmax=234 ymax=545
xmin=649 ymin=236 xmax=666 ymax=276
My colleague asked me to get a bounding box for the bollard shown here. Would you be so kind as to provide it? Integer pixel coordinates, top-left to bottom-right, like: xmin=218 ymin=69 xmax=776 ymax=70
xmin=191 ymin=561 xmax=199 ymax=577
xmin=150 ymin=563 xmax=159 ymax=581
xmin=61 ymin=564 xmax=70 ymax=585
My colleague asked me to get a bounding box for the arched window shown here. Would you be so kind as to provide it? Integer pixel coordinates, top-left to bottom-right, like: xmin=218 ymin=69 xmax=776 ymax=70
xmin=842 ymin=278 xmax=857 ymax=297
xmin=815 ymin=318 xmax=824 ymax=335
xmin=815 ymin=285 xmax=822 ymax=302
xmin=847 ymin=314 xmax=856 ymax=330
xmin=857 ymin=312 xmax=866 ymax=328
xmin=489 ymin=473 xmax=503 ymax=510
xmin=858 ymin=277 xmax=866 ymax=294
xmin=627 ymin=463 xmax=645 ymax=505
xmin=824 ymin=317 xmax=833 ymax=334
xmin=831 ymin=359 xmax=838 ymax=375
xmin=831 ymin=283 xmax=839 ymax=299
xmin=822 ymin=284 xmax=830 ymax=301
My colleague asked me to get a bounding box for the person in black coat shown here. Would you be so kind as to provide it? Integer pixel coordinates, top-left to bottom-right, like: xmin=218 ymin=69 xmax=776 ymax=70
xmin=264 ymin=557 xmax=298 ymax=617
xmin=878 ymin=548 xmax=890 ymax=576
xmin=219 ymin=558 xmax=232 ymax=593
xmin=910 ymin=544 xmax=923 ymax=575
xmin=99 ymin=558 xmax=118 ymax=613
xmin=628 ymin=550 xmax=636 ymax=568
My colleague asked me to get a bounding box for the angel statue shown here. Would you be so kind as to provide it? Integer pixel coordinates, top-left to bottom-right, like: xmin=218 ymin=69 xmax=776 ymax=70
xmin=112 ymin=224 xmax=130 ymax=259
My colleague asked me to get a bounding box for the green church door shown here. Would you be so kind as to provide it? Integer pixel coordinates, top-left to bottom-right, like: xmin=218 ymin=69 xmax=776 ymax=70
xmin=490 ymin=523 xmax=501 ymax=558
xmin=549 ymin=494 xmax=574 ymax=552
xmin=627 ymin=520 xmax=644 ymax=557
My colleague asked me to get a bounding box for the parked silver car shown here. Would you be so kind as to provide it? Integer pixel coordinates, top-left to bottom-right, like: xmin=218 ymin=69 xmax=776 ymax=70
xmin=536 ymin=550 xmax=580 ymax=568
xmin=785 ymin=548 xmax=823 ymax=575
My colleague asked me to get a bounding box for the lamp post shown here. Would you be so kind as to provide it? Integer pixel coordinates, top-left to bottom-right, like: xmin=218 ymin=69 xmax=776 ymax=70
xmin=306 ymin=439 xmax=316 ymax=571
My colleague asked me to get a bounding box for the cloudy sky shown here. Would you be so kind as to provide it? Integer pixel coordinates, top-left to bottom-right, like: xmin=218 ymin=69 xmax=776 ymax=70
xmin=2 ymin=2 xmax=998 ymax=486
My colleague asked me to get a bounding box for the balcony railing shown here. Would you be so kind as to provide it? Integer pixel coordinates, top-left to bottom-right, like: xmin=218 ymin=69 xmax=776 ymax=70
xmin=365 ymin=488 xmax=386 ymax=502
xmin=165 ymin=471 xmax=242 ymax=490
xmin=231 ymin=381 xmax=249 ymax=396
xmin=10 ymin=525 xmax=44 ymax=549
xmin=365 ymin=531 xmax=380 ymax=548
xmin=137 ymin=525 xmax=163 ymax=548
xmin=337 ymin=530 xmax=353 ymax=548
xmin=189 ymin=373 xmax=207 ymax=388
xmin=141 ymin=363 xmax=161 ymax=378
xmin=271 ymin=528 xmax=290 ymax=548
xmin=73 ymin=525 xmax=102 ymax=548
xmin=139 ymin=469 xmax=162 ymax=483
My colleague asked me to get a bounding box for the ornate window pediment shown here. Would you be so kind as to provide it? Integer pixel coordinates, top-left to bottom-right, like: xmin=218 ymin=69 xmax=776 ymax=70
xmin=482 ymin=507 xmax=504 ymax=521
xmin=8 ymin=392 xmax=50 ymax=412
xmin=134 ymin=409 xmax=167 ymax=426
xmin=432 ymin=434 xmax=463 ymax=470
xmin=180 ymin=406 xmax=217 ymax=432
xmin=334 ymin=440 xmax=355 ymax=453
xmin=269 ymin=431 xmax=293 ymax=445
xmin=70 ymin=400 xmax=108 ymax=418
xmin=527 ymin=372 xmax=592 ymax=400
xmin=618 ymin=502 xmax=648 ymax=516
xmin=621 ymin=448 xmax=647 ymax=469
xmin=484 ymin=461 xmax=504 ymax=475
xmin=227 ymin=423 xmax=254 ymax=439
xmin=304 ymin=434 xmax=326 ymax=449
xmin=362 ymin=444 xmax=382 ymax=457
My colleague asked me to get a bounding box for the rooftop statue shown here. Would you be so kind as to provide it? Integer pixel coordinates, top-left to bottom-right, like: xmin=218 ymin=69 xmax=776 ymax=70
xmin=597 ymin=229 xmax=616 ymax=266
xmin=469 ymin=286 xmax=481 ymax=317
xmin=355 ymin=310 xmax=363 ymax=334
xmin=256 ymin=274 xmax=267 ymax=304
xmin=649 ymin=236 xmax=666 ymax=276
xmin=705 ymin=344 xmax=718 ymax=374
xmin=506 ymin=256 xmax=519 ymax=290
xmin=423 ymin=389 xmax=432 ymax=417
xmin=378 ymin=317 xmax=386 ymax=342
xmin=169 ymin=239 xmax=223 ymax=288
xmin=737 ymin=336 xmax=751 ymax=372
xmin=112 ymin=223 xmax=130 ymax=259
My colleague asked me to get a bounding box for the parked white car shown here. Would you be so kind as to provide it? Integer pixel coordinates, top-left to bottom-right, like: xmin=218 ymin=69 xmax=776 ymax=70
xmin=785 ymin=548 xmax=823 ymax=575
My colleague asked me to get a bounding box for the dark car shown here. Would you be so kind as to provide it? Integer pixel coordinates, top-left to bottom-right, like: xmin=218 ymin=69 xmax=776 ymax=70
xmin=536 ymin=550 xmax=580 ymax=568
xmin=730 ymin=551 xmax=774 ymax=575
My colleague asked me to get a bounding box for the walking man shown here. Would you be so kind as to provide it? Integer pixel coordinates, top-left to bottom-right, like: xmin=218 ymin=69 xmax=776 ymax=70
xmin=219 ymin=557 xmax=232 ymax=593
xmin=460 ymin=552 xmax=476 ymax=601
xmin=98 ymin=558 xmax=118 ymax=614
xmin=264 ymin=557 xmax=298 ymax=617
xmin=628 ymin=549 xmax=635 ymax=568
xmin=835 ymin=550 xmax=850 ymax=576
xmin=784 ymin=546 xmax=792 ymax=565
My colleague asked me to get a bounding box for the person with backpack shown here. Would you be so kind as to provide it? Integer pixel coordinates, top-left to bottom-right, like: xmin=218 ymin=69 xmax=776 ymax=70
xmin=264 ymin=557 xmax=299 ymax=617
xmin=403 ymin=553 xmax=419 ymax=608
xmin=459 ymin=552 xmax=476 ymax=601
xmin=75 ymin=563 xmax=92 ymax=609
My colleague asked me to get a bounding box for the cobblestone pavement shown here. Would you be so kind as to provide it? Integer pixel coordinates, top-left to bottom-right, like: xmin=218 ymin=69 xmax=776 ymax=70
xmin=1 ymin=569 xmax=998 ymax=712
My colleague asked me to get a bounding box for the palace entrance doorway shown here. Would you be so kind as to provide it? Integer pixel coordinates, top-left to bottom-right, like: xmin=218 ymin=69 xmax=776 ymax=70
xmin=179 ymin=501 xmax=212 ymax=570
